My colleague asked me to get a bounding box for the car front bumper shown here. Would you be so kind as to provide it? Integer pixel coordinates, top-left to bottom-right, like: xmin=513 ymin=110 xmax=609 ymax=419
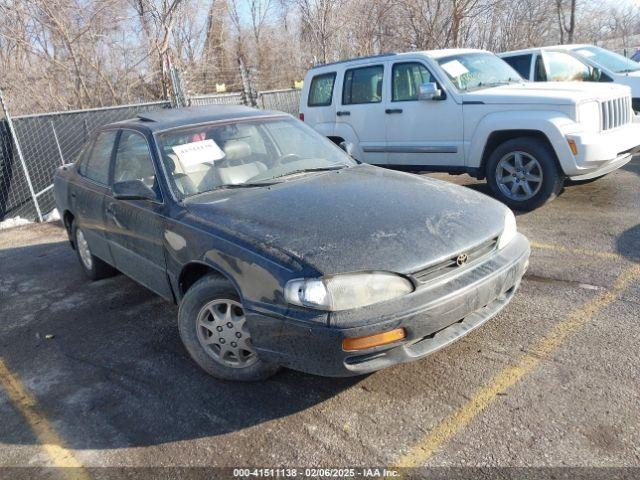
xmin=245 ymin=233 xmax=530 ymax=377
xmin=563 ymin=118 xmax=640 ymax=178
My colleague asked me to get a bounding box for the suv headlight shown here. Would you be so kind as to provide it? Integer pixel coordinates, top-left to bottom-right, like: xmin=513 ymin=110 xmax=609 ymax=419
xmin=284 ymin=272 xmax=414 ymax=311
xmin=577 ymin=101 xmax=601 ymax=133
xmin=498 ymin=209 xmax=517 ymax=249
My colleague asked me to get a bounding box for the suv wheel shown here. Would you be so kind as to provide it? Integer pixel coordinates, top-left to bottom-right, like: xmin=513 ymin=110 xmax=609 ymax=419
xmin=72 ymin=223 xmax=116 ymax=280
xmin=486 ymin=137 xmax=564 ymax=211
xmin=178 ymin=275 xmax=279 ymax=381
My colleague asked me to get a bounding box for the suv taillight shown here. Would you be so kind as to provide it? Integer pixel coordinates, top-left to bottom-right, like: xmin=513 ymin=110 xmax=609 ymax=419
xmin=299 ymin=113 xmax=304 ymax=121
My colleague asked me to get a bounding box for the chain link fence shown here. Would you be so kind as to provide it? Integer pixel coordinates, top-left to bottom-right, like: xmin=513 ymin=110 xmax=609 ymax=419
xmin=0 ymin=88 xmax=302 ymax=223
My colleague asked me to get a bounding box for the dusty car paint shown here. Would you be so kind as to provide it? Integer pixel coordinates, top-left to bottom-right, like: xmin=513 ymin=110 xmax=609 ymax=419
xmin=54 ymin=106 xmax=530 ymax=377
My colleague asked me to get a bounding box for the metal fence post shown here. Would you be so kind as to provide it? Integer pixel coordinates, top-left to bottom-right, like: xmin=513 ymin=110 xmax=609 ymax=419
xmin=50 ymin=120 xmax=65 ymax=165
xmin=0 ymin=88 xmax=43 ymax=221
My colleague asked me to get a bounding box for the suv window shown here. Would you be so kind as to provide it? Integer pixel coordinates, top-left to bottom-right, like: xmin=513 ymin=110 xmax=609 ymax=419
xmin=80 ymin=130 xmax=117 ymax=185
xmin=541 ymin=51 xmax=592 ymax=81
xmin=342 ymin=65 xmax=384 ymax=105
xmin=308 ymin=72 xmax=336 ymax=107
xmin=392 ymin=62 xmax=433 ymax=102
xmin=113 ymin=130 xmax=158 ymax=194
xmin=502 ymin=54 xmax=532 ymax=79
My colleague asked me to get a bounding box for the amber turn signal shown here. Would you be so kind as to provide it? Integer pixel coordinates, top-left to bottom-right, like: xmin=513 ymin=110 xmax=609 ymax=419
xmin=342 ymin=328 xmax=406 ymax=351
xmin=567 ymin=138 xmax=578 ymax=155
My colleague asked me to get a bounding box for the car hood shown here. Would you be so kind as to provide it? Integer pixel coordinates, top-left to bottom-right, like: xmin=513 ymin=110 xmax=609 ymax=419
xmin=184 ymin=165 xmax=507 ymax=275
xmin=465 ymin=81 xmax=631 ymax=105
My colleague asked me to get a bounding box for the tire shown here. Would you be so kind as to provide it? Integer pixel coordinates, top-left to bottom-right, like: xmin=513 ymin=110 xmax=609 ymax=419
xmin=486 ymin=137 xmax=564 ymax=211
xmin=72 ymin=222 xmax=116 ymax=281
xmin=178 ymin=275 xmax=279 ymax=381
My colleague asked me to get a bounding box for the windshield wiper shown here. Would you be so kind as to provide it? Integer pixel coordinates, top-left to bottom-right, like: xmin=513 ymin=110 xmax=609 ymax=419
xmin=185 ymin=182 xmax=275 ymax=198
xmin=214 ymin=181 xmax=276 ymax=189
xmin=269 ymin=165 xmax=348 ymax=181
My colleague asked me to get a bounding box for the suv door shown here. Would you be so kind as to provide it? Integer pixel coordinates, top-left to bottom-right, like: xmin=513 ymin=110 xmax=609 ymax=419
xmin=337 ymin=64 xmax=387 ymax=164
xmin=105 ymin=129 xmax=172 ymax=299
xmin=73 ymin=130 xmax=118 ymax=265
xmin=385 ymin=61 xmax=464 ymax=168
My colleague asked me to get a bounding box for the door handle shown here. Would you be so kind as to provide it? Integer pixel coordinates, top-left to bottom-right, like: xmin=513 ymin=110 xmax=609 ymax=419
xmin=385 ymin=108 xmax=403 ymax=114
xmin=336 ymin=111 xmax=351 ymax=116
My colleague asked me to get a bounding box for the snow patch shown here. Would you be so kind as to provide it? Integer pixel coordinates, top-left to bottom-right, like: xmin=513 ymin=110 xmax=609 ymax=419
xmin=43 ymin=208 xmax=60 ymax=222
xmin=0 ymin=216 xmax=31 ymax=230
xmin=0 ymin=208 xmax=60 ymax=230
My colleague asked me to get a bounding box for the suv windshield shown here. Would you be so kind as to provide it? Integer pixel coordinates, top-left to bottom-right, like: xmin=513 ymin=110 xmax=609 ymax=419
xmin=571 ymin=46 xmax=640 ymax=74
xmin=437 ymin=52 xmax=522 ymax=91
xmin=156 ymin=117 xmax=355 ymax=198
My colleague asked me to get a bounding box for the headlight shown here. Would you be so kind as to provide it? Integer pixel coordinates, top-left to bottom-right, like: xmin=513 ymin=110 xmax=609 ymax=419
xmin=577 ymin=101 xmax=600 ymax=133
xmin=497 ymin=209 xmax=517 ymax=249
xmin=284 ymin=272 xmax=414 ymax=311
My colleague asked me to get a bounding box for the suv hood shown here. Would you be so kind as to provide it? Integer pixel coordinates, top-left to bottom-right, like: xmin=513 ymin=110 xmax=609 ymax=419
xmin=185 ymin=165 xmax=507 ymax=275
xmin=465 ymin=81 xmax=630 ymax=105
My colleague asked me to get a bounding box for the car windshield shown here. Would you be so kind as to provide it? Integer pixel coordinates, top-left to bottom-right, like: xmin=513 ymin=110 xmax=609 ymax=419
xmin=437 ymin=52 xmax=522 ymax=91
xmin=155 ymin=117 xmax=355 ymax=198
xmin=572 ymin=46 xmax=640 ymax=73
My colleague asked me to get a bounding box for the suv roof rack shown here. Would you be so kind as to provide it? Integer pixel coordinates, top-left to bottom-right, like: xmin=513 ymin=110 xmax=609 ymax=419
xmin=310 ymin=52 xmax=398 ymax=70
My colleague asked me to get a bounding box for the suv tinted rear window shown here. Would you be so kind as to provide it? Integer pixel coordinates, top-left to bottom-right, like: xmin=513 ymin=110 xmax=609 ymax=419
xmin=342 ymin=65 xmax=384 ymax=105
xmin=308 ymin=72 xmax=336 ymax=107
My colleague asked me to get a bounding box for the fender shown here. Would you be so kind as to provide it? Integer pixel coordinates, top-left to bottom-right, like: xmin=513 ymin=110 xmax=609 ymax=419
xmin=467 ymin=110 xmax=578 ymax=175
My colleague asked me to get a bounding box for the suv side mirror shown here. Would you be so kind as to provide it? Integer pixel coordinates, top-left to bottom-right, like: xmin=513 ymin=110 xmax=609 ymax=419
xmin=113 ymin=180 xmax=158 ymax=201
xmin=418 ymin=82 xmax=444 ymax=101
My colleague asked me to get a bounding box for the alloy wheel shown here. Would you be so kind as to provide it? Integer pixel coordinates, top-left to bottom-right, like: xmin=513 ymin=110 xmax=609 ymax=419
xmin=495 ymin=151 xmax=543 ymax=201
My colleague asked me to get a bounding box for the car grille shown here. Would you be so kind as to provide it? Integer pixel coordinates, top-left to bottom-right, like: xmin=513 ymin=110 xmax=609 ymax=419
xmin=600 ymin=96 xmax=633 ymax=131
xmin=411 ymin=236 xmax=499 ymax=284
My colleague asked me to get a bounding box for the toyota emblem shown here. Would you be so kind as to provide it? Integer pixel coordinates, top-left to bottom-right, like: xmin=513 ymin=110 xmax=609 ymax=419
xmin=456 ymin=253 xmax=469 ymax=266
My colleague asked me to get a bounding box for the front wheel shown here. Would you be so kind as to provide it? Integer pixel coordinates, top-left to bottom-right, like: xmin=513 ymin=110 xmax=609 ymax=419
xmin=486 ymin=137 xmax=564 ymax=211
xmin=178 ymin=275 xmax=279 ymax=381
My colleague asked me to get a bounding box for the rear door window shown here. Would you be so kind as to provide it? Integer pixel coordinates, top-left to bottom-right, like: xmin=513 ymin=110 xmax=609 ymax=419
xmin=502 ymin=54 xmax=532 ymax=79
xmin=342 ymin=65 xmax=384 ymax=105
xmin=308 ymin=72 xmax=336 ymax=107
xmin=79 ymin=130 xmax=117 ymax=185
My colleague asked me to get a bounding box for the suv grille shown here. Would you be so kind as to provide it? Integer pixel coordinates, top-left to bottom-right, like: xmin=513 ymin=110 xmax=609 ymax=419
xmin=601 ymin=96 xmax=632 ymax=131
xmin=412 ymin=236 xmax=499 ymax=284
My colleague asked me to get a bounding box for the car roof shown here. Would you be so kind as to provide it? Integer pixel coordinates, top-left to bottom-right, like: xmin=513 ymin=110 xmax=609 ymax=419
xmin=308 ymin=48 xmax=488 ymax=71
xmin=107 ymin=105 xmax=287 ymax=132
xmin=499 ymin=44 xmax=591 ymax=56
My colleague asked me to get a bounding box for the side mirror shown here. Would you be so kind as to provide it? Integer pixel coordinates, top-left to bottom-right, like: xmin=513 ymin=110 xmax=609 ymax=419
xmin=418 ymin=82 xmax=443 ymax=101
xmin=590 ymin=67 xmax=602 ymax=81
xmin=113 ymin=180 xmax=158 ymax=201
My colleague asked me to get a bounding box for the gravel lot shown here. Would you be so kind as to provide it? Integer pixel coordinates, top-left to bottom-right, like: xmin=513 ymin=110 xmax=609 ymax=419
xmin=0 ymin=160 xmax=638 ymax=478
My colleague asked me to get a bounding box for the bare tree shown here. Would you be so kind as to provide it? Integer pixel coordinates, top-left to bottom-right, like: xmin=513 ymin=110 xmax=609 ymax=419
xmin=556 ymin=0 xmax=577 ymax=44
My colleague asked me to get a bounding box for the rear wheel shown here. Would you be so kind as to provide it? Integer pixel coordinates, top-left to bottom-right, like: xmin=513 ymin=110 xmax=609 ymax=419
xmin=72 ymin=223 xmax=116 ymax=280
xmin=178 ymin=275 xmax=279 ymax=381
xmin=486 ymin=137 xmax=564 ymax=211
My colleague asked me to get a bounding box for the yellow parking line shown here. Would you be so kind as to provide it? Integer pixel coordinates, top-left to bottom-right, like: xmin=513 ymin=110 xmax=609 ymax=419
xmin=531 ymin=241 xmax=622 ymax=261
xmin=394 ymin=263 xmax=640 ymax=468
xmin=0 ymin=358 xmax=90 ymax=479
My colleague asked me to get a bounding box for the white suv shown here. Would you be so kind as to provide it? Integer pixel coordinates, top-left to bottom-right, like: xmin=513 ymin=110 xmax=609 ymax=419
xmin=299 ymin=49 xmax=640 ymax=210
xmin=499 ymin=45 xmax=640 ymax=112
